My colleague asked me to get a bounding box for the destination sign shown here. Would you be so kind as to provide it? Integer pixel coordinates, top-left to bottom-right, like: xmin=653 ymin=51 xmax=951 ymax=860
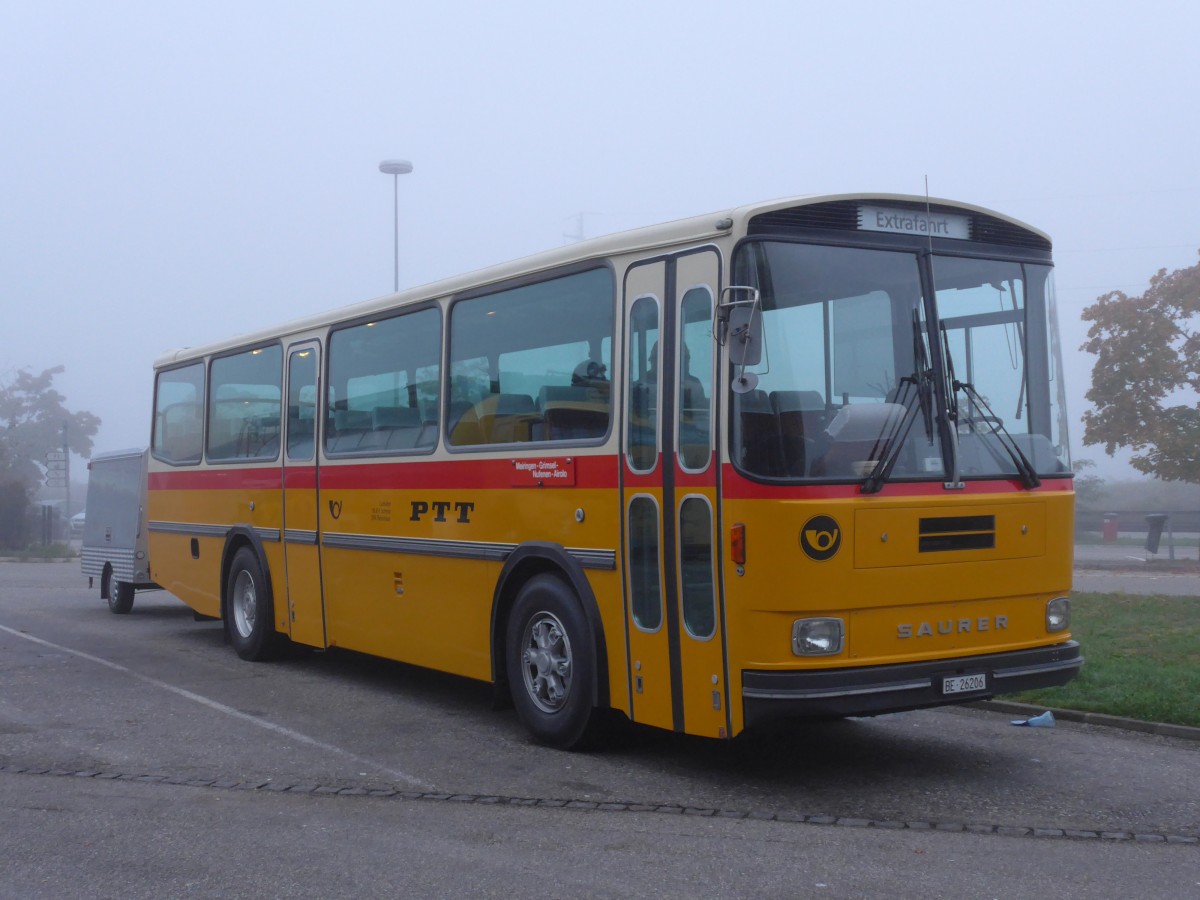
xmin=858 ymin=205 xmax=971 ymax=241
xmin=510 ymin=457 xmax=576 ymax=488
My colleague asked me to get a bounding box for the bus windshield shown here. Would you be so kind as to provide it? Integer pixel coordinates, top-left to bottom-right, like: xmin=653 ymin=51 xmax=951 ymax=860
xmin=935 ymin=257 xmax=1070 ymax=481
xmin=731 ymin=241 xmax=1070 ymax=484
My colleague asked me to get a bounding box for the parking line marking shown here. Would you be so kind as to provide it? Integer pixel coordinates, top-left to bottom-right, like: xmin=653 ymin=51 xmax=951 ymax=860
xmin=0 ymin=623 xmax=435 ymax=791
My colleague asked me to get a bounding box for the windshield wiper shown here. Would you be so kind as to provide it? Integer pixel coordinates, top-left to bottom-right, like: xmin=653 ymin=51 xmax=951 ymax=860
xmin=861 ymin=370 xmax=932 ymax=494
xmin=951 ymin=379 xmax=1041 ymax=489
xmin=862 ymin=312 xmax=936 ymax=494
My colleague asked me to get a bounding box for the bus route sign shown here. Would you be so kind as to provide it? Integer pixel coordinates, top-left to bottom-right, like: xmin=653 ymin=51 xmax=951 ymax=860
xmin=510 ymin=457 xmax=576 ymax=488
xmin=858 ymin=204 xmax=971 ymax=240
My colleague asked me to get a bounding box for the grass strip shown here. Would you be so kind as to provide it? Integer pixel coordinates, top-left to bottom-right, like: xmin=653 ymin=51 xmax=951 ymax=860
xmin=1012 ymin=592 xmax=1200 ymax=728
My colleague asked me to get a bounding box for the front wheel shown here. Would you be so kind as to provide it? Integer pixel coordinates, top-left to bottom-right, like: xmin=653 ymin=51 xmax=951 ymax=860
xmin=225 ymin=547 xmax=280 ymax=661
xmin=505 ymin=574 xmax=602 ymax=750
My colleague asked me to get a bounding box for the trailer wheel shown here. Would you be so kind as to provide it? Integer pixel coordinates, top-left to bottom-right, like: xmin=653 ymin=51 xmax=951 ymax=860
xmin=505 ymin=574 xmax=602 ymax=749
xmin=102 ymin=566 xmax=134 ymax=615
xmin=108 ymin=579 xmax=134 ymax=615
xmin=225 ymin=547 xmax=280 ymax=661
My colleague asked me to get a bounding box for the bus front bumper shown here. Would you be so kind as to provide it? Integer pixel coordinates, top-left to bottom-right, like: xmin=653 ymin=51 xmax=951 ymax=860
xmin=741 ymin=641 xmax=1082 ymax=727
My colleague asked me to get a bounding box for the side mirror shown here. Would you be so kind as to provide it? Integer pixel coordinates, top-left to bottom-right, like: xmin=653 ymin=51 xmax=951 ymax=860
xmin=726 ymin=305 xmax=762 ymax=367
xmin=718 ymin=286 xmax=763 ymax=392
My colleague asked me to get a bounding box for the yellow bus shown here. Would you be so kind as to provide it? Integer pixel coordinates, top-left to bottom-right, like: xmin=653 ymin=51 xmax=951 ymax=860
xmin=147 ymin=193 xmax=1080 ymax=748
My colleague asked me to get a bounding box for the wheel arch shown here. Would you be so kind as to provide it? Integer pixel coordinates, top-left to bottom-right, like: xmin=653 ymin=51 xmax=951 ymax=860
xmin=491 ymin=542 xmax=610 ymax=710
xmin=219 ymin=526 xmax=273 ymax=625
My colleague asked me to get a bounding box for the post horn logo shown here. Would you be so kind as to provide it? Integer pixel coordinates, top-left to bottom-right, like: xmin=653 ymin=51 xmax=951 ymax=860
xmin=800 ymin=515 xmax=841 ymax=561
xmin=328 ymin=500 xmax=342 ymax=520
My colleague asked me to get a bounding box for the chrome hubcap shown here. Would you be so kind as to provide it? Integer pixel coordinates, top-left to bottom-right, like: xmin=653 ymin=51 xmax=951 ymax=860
xmin=520 ymin=612 xmax=572 ymax=713
xmin=232 ymin=570 xmax=257 ymax=638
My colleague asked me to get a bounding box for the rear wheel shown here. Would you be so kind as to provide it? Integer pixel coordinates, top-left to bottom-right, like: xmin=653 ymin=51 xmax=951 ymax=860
xmin=226 ymin=547 xmax=280 ymax=661
xmin=505 ymin=574 xmax=602 ymax=749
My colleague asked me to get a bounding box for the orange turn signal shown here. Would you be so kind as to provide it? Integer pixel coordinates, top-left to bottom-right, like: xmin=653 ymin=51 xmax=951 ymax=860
xmin=731 ymin=523 xmax=746 ymax=565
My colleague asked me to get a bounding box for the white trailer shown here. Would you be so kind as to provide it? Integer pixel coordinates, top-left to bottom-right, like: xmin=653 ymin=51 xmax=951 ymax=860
xmin=80 ymin=448 xmax=158 ymax=613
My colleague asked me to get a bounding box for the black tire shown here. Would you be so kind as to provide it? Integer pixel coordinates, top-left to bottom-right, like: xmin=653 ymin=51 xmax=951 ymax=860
xmin=108 ymin=577 xmax=134 ymax=615
xmin=225 ymin=547 xmax=280 ymax=661
xmin=505 ymin=574 xmax=603 ymax=750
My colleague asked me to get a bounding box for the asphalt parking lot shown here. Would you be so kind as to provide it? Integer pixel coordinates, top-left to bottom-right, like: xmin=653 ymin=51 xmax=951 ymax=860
xmin=2 ymin=562 xmax=1197 ymax=898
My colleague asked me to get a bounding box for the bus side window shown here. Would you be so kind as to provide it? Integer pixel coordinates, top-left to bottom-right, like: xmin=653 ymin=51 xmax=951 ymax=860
xmin=448 ymin=268 xmax=614 ymax=448
xmin=206 ymin=346 xmax=283 ymax=462
xmin=626 ymin=296 xmax=660 ymax=471
xmin=326 ymin=306 xmax=441 ymax=457
xmin=286 ymin=356 xmax=317 ymax=462
xmin=152 ymin=362 xmax=205 ymax=465
xmin=678 ymin=288 xmax=713 ymax=472
xmin=158 ymin=402 xmax=203 ymax=464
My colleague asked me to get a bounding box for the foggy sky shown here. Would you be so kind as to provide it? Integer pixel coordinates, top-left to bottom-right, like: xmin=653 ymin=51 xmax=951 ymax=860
xmin=3 ymin=0 xmax=1197 ymax=481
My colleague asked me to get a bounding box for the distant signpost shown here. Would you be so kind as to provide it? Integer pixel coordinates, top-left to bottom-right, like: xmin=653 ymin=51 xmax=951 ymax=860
xmin=45 ymin=449 xmax=68 ymax=489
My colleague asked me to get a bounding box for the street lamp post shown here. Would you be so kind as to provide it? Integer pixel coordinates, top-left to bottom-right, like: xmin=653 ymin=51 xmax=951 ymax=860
xmin=378 ymin=159 xmax=413 ymax=292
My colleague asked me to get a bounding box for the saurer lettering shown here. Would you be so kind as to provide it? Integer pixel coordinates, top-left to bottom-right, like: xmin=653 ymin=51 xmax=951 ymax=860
xmin=897 ymin=616 xmax=1008 ymax=639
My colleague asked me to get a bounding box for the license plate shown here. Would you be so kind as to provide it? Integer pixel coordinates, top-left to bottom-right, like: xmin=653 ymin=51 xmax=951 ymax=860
xmin=942 ymin=673 xmax=987 ymax=695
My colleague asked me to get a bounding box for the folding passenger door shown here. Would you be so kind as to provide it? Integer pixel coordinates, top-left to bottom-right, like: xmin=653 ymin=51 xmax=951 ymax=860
xmin=281 ymin=341 xmax=327 ymax=647
xmin=621 ymin=249 xmax=728 ymax=737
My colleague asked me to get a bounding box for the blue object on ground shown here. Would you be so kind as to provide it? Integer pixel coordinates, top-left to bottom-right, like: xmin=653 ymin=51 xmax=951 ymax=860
xmin=1010 ymin=710 xmax=1056 ymax=727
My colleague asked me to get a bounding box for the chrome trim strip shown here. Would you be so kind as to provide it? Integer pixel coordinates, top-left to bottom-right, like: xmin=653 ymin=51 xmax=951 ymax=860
xmin=149 ymin=521 xmax=614 ymax=569
xmin=149 ymin=521 xmax=227 ymax=538
xmin=148 ymin=521 xmax=280 ymax=543
xmin=991 ymin=656 xmax=1085 ymax=680
xmin=743 ymin=678 xmax=933 ymax=701
xmin=322 ymin=532 xmax=513 ymax=562
xmin=566 ymin=548 xmax=618 ymax=570
xmin=321 ymin=532 xmax=616 ymax=570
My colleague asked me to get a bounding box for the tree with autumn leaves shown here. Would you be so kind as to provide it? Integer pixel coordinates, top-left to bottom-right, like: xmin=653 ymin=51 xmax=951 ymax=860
xmin=1080 ymin=251 xmax=1200 ymax=482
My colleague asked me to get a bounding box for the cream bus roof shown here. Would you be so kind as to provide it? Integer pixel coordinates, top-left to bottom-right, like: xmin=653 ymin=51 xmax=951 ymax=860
xmin=153 ymin=192 xmax=1048 ymax=369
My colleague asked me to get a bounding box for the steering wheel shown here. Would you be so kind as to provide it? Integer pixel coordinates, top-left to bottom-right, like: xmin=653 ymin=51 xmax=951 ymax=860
xmin=958 ymin=415 xmax=1003 ymax=434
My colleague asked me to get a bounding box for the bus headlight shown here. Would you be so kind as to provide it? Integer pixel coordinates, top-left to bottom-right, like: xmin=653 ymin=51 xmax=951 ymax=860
xmin=1046 ymin=597 xmax=1070 ymax=633
xmin=792 ymin=618 xmax=844 ymax=656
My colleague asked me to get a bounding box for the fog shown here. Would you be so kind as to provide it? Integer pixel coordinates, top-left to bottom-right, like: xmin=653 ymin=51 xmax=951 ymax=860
xmin=3 ymin=1 xmax=1196 ymax=482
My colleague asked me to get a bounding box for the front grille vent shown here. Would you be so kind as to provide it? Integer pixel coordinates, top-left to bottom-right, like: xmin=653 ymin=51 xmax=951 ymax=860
xmin=919 ymin=515 xmax=996 ymax=553
xmin=747 ymin=200 xmax=1051 ymax=253
xmin=749 ymin=201 xmax=862 ymax=234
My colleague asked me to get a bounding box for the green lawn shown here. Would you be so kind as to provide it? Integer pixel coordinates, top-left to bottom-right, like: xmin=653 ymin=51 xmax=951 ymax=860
xmin=1012 ymin=592 xmax=1200 ymax=728
xmin=4 ymin=542 xmax=77 ymax=560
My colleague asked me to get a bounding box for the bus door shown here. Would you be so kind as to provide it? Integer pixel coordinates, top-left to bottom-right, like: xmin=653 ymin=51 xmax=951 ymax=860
xmin=281 ymin=341 xmax=327 ymax=647
xmin=622 ymin=249 xmax=729 ymax=737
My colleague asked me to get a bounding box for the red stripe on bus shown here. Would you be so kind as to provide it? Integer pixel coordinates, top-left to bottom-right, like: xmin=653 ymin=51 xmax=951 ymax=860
xmin=283 ymin=467 xmax=318 ymax=490
xmin=719 ymin=466 xmax=1072 ymax=500
xmin=149 ymin=460 xmax=1069 ymax=497
xmin=321 ymin=457 xmax=620 ymax=490
xmin=148 ymin=468 xmax=284 ymax=491
xmin=148 ymin=456 xmax=622 ymax=492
